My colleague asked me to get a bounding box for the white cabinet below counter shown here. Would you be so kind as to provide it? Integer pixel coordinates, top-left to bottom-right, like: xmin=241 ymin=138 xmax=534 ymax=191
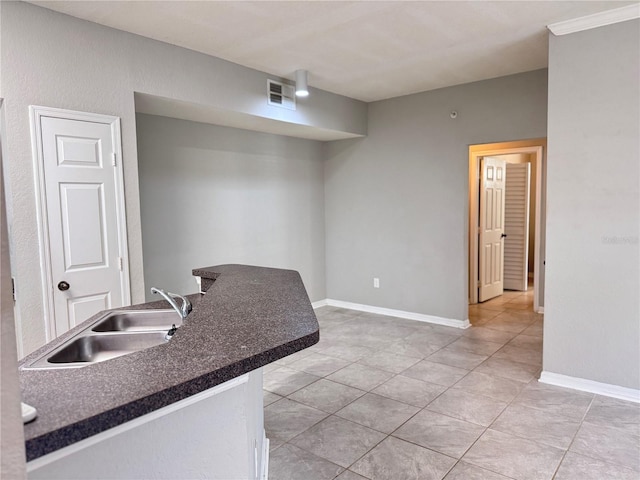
xmin=28 ymin=369 xmax=268 ymax=480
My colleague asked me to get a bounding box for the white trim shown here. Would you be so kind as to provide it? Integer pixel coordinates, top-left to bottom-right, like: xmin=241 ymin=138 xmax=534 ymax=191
xmin=110 ymin=115 xmax=132 ymax=310
xmin=27 ymin=374 xmax=249 ymax=471
xmin=537 ymin=306 xmax=544 ymax=314
xmin=539 ymin=371 xmax=640 ymax=404
xmin=311 ymin=299 xmax=328 ymax=309
xmin=29 ymin=106 xmax=131 ymax=342
xmin=13 ymin=304 xmax=23 ymax=359
xmin=532 ymin=146 xmax=544 ymax=313
xmin=261 ymin=432 xmax=270 ymax=480
xmin=323 ymin=299 xmax=470 ymax=329
xmin=548 ymin=4 xmax=640 ymax=36
xmin=29 ymin=107 xmax=56 ymax=341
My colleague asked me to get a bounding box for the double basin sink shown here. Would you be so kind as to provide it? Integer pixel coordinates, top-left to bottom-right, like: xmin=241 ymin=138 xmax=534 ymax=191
xmin=24 ymin=310 xmax=182 ymax=369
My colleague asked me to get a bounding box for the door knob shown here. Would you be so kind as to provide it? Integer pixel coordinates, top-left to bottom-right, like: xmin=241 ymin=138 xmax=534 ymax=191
xmin=501 ymin=233 xmax=507 ymax=238
xmin=57 ymin=281 xmax=70 ymax=291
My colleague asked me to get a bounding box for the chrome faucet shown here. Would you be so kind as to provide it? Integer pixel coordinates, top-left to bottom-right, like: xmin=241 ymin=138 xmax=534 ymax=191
xmin=150 ymin=287 xmax=192 ymax=319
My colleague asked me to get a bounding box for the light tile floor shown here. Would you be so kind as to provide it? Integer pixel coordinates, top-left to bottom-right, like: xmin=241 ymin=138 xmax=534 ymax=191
xmin=264 ymin=290 xmax=640 ymax=480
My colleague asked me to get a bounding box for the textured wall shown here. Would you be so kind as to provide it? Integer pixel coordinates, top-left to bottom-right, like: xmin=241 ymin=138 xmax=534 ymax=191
xmin=325 ymin=70 xmax=548 ymax=321
xmin=0 ymin=99 xmax=26 ymax=480
xmin=545 ymin=20 xmax=640 ymax=389
xmin=136 ymin=114 xmax=326 ymax=302
xmin=0 ymin=2 xmax=364 ymax=354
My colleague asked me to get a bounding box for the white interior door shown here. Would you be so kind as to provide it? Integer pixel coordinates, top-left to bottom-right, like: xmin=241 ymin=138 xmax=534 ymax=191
xmin=504 ymin=162 xmax=531 ymax=291
xmin=35 ymin=109 xmax=130 ymax=337
xmin=479 ymin=156 xmax=506 ymax=302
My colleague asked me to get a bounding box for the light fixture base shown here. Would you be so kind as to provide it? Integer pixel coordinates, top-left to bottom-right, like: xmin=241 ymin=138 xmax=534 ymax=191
xmin=295 ymin=70 xmax=309 ymax=98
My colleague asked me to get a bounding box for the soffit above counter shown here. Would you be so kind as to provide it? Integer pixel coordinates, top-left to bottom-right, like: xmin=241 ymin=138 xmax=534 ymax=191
xmin=135 ymin=92 xmax=366 ymax=142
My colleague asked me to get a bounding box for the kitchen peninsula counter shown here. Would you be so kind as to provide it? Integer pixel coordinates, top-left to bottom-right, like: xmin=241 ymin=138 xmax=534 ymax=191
xmin=20 ymin=264 xmax=319 ymax=462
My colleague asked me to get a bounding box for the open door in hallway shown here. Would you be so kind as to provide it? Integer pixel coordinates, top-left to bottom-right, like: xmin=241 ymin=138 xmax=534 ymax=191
xmin=504 ymin=162 xmax=531 ymax=291
xmin=478 ymin=156 xmax=506 ymax=302
xmin=469 ymin=139 xmax=546 ymax=312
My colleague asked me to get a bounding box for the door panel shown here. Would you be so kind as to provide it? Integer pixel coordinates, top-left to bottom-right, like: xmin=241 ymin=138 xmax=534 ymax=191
xmin=40 ymin=115 xmax=126 ymax=336
xmin=56 ymin=135 xmax=102 ymax=167
xmin=60 ymin=183 xmax=107 ymax=269
xmin=479 ymin=157 xmax=507 ymax=302
xmin=504 ymin=163 xmax=531 ymax=291
xmin=483 ymin=244 xmax=491 ymax=285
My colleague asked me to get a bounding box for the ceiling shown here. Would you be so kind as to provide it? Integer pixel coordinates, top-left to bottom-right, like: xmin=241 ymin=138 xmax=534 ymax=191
xmin=29 ymin=1 xmax=634 ymax=102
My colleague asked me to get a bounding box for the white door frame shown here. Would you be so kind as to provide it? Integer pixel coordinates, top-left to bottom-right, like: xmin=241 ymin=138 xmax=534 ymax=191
xmin=29 ymin=106 xmax=131 ymax=341
xmin=468 ymin=139 xmax=546 ymax=313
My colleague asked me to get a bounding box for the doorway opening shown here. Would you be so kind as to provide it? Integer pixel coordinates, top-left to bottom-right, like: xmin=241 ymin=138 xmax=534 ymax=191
xmin=468 ymin=139 xmax=546 ymax=314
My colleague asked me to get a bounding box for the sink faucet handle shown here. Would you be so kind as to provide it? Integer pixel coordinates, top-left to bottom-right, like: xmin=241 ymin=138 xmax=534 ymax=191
xmin=178 ymin=294 xmax=192 ymax=318
xmin=150 ymin=287 xmax=191 ymax=320
xmin=167 ymin=291 xmax=191 ymax=318
xmin=165 ymin=323 xmax=178 ymax=340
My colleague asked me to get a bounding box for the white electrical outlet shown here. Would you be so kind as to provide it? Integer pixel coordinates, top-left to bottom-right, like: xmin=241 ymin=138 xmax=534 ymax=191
xmin=373 ymin=277 xmax=380 ymax=288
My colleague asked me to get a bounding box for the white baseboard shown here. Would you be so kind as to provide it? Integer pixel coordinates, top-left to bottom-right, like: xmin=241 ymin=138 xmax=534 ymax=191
xmin=311 ymin=299 xmax=329 ymax=309
xmin=315 ymin=298 xmax=469 ymax=329
xmin=539 ymin=371 xmax=640 ymax=404
xmin=537 ymin=306 xmax=544 ymax=314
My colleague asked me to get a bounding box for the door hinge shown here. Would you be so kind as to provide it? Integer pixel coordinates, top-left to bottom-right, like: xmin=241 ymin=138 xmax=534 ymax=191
xmin=112 ymin=152 xmax=117 ymax=167
xmin=117 ymin=257 xmax=123 ymax=271
xmin=477 ymin=280 xmax=481 ymax=288
xmin=12 ymin=277 xmax=16 ymax=301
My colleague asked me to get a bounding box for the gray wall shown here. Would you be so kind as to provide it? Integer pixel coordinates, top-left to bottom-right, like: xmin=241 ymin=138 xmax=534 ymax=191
xmin=136 ymin=114 xmax=326 ymax=302
xmin=325 ymin=70 xmax=548 ymax=321
xmin=0 ymin=2 xmax=365 ymax=354
xmin=0 ymin=99 xmax=26 ymax=480
xmin=545 ymin=20 xmax=640 ymax=389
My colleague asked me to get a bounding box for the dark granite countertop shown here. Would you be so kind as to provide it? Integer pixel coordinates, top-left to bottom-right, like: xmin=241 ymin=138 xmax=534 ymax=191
xmin=19 ymin=264 xmax=319 ymax=461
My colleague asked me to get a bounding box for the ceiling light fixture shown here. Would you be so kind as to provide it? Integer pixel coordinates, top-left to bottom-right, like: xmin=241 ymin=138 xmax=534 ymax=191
xmin=295 ymin=70 xmax=309 ymax=97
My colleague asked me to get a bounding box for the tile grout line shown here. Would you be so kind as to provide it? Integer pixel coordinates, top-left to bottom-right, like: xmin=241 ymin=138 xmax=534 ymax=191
xmin=278 ymin=341 xmax=458 ymax=477
xmin=549 ymin=394 xmax=596 ymax=479
xmin=271 ymin=302 xmax=549 ymax=479
xmin=448 ymin=373 xmax=524 ymax=478
xmin=444 ymin=299 xmax=544 ymax=479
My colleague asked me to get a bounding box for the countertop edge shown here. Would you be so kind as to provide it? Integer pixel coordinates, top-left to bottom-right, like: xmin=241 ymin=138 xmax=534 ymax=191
xmin=21 ymin=265 xmax=320 ymax=461
xmin=25 ymin=331 xmax=318 ymax=461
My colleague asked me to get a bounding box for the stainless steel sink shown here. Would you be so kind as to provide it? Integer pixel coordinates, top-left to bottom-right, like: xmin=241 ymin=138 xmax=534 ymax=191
xmin=46 ymin=332 xmax=168 ymax=364
xmin=91 ymin=309 xmax=182 ymax=332
xmin=23 ymin=309 xmax=181 ymax=369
